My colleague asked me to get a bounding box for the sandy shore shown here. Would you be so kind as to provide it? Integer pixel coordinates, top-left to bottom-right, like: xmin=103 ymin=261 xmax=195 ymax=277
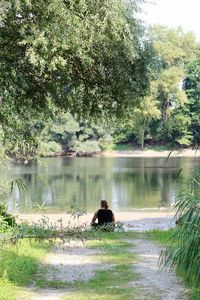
xmin=17 ymin=210 xmax=176 ymax=232
xmin=102 ymin=149 xmax=200 ymax=157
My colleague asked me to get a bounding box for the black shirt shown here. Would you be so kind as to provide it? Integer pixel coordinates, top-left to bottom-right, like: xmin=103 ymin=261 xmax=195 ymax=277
xmin=97 ymin=209 xmax=113 ymax=225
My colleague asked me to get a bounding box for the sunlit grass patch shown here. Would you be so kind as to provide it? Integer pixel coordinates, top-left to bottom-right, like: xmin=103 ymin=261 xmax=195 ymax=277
xmin=0 ymin=276 xmax=17 ymax=300
xmin=0 ymin=240 xmax=50 ymax=298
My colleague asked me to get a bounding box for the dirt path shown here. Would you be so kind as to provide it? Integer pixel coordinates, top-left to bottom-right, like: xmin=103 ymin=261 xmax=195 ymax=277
xmin=17 ymin=241 xmax=108 ymax=300
xmin=17 ymin=237 xmax=189 ymax=300
xmin=129 ymin=238 xmax=188 ymax=300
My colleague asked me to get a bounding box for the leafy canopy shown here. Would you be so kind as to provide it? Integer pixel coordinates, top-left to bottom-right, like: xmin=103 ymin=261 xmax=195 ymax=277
xmin=0 ymin=0 xmax=149 ymax=128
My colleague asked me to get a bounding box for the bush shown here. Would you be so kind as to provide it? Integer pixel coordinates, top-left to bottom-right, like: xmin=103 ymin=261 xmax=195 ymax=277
xmin=39 ymin=141 xmax=62 ymax=157
xmin=0 ymin=203 xmax=16 ymax=230
xmin=73 ymin=141 xmax=100 ymax=154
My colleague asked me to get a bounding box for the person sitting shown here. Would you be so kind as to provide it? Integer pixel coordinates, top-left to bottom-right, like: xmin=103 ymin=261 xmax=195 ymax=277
xmin=91 ymin=200 xmax=115 ymax=230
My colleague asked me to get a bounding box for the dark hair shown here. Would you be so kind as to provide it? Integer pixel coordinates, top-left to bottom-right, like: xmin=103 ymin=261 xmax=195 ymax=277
xmin=101 ymin=200 xmax=108 ymax=209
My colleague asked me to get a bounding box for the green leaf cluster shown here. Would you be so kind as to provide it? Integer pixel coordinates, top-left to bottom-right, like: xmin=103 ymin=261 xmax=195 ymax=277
xmin=0 ymin=0 xmax=149 ymax=142
xmin=160 ymin=167 xmax=200 ymax=288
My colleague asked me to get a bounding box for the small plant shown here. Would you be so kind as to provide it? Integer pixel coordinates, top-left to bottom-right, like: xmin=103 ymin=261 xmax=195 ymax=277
xmin=91 ymin=221 xmax=124 ymax=232
xmin=0 ymin=203 xmax=17 ymax=228
xmin=0 ymin=178 xmax=26 ymax=230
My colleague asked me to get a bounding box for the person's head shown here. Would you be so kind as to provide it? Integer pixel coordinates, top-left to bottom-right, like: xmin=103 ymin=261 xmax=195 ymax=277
xmin=101 ymin=200 xmax=108 ymax=209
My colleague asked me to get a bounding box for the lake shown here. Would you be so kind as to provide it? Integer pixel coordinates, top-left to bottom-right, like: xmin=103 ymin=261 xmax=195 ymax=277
xmin=7 ymin=156 xmax=200 ymax=213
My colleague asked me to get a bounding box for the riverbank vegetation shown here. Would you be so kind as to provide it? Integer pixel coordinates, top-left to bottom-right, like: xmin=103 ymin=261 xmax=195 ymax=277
xmin=148 ymin=167 xmax=200 ymax=300
xmin=148 ymin=229 xmax=200 ymax=300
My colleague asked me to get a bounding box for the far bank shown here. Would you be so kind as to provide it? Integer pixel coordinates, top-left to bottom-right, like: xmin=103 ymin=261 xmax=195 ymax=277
xmin=101 ymin=148 xmax=200 ymax=158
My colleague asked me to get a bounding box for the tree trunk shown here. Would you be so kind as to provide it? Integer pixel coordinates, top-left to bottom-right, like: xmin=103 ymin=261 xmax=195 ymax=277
xmin=162 ymin=97 xmax=170 ymax=127
xmin=141 ymin=128 xmax=145 ymax=150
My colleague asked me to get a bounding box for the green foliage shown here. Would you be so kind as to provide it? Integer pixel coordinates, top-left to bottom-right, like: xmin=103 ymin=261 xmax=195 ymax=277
xmin=148 ymin=25 xmax=197 ymax=68
xmin=0 ymin=0 xmax=150 ymax=155
xmin=144 ymin=26 xmax=198 ymax=146
xmin=73 ymin=140 xmax=100 ymax=154
xmin=0 ymin=213 xmax=96 ymax=245
xmin=0 ymin=240 xmax=49 ymax=299
xmin=0 ymin=176 xmax=26 ymax=229
xmin=39 ymin=141 xmax=62 ymax=157
xmin=160 ymin=167 xmax=200 ymax=290
xmin=131 ymin=95 xmax=161 ymax=148
xmin=146 ymin=229 xmax=175 ymax=247
xmin=164 ymin=109 xmax=192 ymax=146
xmin=0 ymin=275 xmax=17 ymax=300
xmin=184 ymin=59 xmax=200 ymax=146
xmin=111 ymin=25 xmax=199 ymax=149
xmin=33 ymin=111 xmax=113 ymax=156
xmin=0 ymin=203 xmax=17 ymax=228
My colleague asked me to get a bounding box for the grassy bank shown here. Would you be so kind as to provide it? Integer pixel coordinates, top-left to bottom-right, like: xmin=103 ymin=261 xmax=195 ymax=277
xmin=0 ymin=240 xmax=50 ymax=300
xmin=147 ymin=229 xmax=200 ymax=300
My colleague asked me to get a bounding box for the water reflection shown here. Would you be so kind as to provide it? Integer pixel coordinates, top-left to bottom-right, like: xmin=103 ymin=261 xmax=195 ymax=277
xmin=6 ymin=156 xmax=200 ymax=213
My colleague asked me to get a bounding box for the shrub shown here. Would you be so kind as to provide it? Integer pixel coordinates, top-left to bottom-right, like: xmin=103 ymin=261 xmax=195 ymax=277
xmin=160 ymin=167 xmax=200 ymax=287
xmin=39 ymin=141 xmax=62 ymax=157
xmin=73 ymin=141 xmax=100 ymax=154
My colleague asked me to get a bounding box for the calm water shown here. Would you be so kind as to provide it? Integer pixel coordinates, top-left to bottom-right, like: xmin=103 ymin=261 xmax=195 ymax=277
xmin=7 ymin=156 xmax=200 ymax=213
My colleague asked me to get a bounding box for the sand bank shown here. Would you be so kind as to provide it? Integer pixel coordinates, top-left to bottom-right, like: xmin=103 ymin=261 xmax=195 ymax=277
xmin=102 ymin=149 xmax=200 ymax=158
xmin=17 ymin=210 xmax=176 ymax=232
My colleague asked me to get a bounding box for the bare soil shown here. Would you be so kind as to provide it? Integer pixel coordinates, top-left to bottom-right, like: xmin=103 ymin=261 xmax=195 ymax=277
xmin=102 ymin=149 xmax=200 ymax=157
xmin=129 ymin=238 xmax=188 ymax=300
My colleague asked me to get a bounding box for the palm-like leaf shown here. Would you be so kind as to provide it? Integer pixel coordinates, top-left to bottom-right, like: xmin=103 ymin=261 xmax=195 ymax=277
xmin=160 ymin=166 xmax=200 ymax=286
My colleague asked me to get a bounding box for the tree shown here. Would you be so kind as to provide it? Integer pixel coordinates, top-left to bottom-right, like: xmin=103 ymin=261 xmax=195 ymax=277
xmin=0 ymin=0 xmax=150 ymax=154
xmin=131 ymin=95 xmax=161 ymax=149
xmin=183 ymin=59 xmax=200 ymax=146
xmin=147 ymin=25 xmax=198 ymax=145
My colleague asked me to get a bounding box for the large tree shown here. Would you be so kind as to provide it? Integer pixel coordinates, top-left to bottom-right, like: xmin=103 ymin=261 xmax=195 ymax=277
xmin=0 ymin=0 xmax=149 ymax=152
xmin=113 ymin=26 xmax=198 ymax=148
xmin=147 ymin=25 xmax=198 ymax=145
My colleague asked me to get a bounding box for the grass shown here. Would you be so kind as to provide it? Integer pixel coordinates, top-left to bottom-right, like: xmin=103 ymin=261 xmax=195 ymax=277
xmin=146 ymin=228 xmax=175 ymax=247
xmin=147 ymin=229 xmax=200 ymax=300
xmin=86 ymin=232 xmax=136 ymax=264
xmin=0 ymin=240 xmax=50 ymax=300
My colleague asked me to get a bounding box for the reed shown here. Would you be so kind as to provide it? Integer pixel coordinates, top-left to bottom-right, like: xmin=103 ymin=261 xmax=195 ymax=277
xmin=160 ymin=167 xmax=200 ymax=288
